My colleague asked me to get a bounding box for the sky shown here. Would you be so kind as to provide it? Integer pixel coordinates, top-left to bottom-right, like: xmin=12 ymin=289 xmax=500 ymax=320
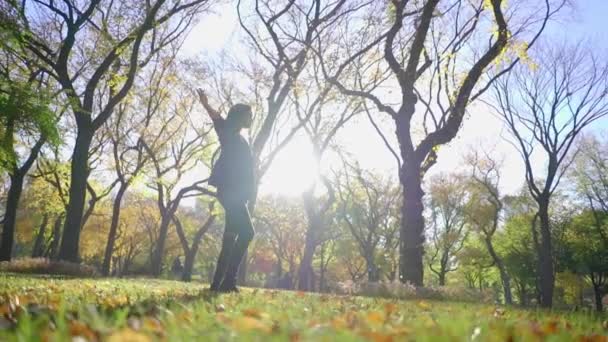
xmin=180 ymin=1 xmax=608 ymax=198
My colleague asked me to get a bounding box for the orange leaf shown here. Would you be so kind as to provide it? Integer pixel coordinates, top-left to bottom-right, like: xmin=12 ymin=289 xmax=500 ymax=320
xmin=360 ymin=331 xmax=394 ymax=342
xmin=69 ymin=320 xmax=98 ymax=342
xmin=365 ymin=311 xmax=385 ymax=325
xmin=231 ymin=316 xmax=271 ymax=333
xmin=384 ymin=303 xmax=398 ymax=316
xmin=242 ymin=308 xmax=263 ymax=319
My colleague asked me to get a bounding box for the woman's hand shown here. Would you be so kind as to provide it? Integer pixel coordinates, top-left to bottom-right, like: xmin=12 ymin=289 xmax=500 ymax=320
xmin=196 ymin=88 xmax=221 ymax=119
xmin=196 ymin=88 xmax=209 ymax=106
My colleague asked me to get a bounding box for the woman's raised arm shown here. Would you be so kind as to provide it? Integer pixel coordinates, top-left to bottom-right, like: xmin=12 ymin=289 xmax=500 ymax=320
xmin=196 ymin=88 xmax=222 ymax=120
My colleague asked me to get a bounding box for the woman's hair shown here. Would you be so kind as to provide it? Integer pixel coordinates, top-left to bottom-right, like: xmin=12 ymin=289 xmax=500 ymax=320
xmin=225 ymin=103 xmax=252 ymax=129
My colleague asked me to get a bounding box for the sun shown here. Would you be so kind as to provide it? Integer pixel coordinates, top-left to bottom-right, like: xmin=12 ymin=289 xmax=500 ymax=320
xmin=258 ymin=137 xmax=319 ymax=197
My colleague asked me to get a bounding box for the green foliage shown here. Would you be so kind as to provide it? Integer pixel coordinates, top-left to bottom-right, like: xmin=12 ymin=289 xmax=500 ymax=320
xmin=0 ymin=79 xmax=59 ymax=169
xmin=562 ymin=210 xmax=608 ymax=278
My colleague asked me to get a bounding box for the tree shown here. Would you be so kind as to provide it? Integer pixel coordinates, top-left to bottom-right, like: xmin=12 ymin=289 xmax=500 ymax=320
xmin=3 ymin=0 xmax=212 ymax=262
xmin=173 ymin=201 xmax=217 ymax=282
xmin=570 ymin=135 xmax=608 ymax=233
xmin=563 ymin=210 xmax=608 ymax=312
xmin=464 ymin=150 xmax=512 ymax=304
xmin=0 ymin=45 xmax=59 ymax=260
xmin=492 ymin=44 xmax=608 ymax=307
xmin=336 ymin=162 xmax=400 ymax=283
xmin=254 ymin=195 xmax=307 ymax=288
xmin=101 ymin=49 xmax=181 ymax=276
xmin=292 ymin=58 xmax=361 ymax=291
xmin=318 ymin=0 xmax=559 ymax=286
xmin=231 ymin=0 xmax=353 ymax=283
xmin=141 ymin=78 xmax=215 ymax=276
xmin=500 ymin=193 xmax=540 ymax=305
xmin=426 ymin=173 xmax=468 ymax=286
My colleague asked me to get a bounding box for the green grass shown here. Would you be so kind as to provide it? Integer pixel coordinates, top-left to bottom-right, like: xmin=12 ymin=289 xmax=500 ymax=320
xmin=0 ymin=273 xmax=606 ymax=341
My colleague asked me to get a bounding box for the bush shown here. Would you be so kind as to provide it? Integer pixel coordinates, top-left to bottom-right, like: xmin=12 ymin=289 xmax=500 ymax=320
xmin=0 ymin=258 xmax=98 ymax=277
xmin=335 ymin=279 xmax=493 ymax=303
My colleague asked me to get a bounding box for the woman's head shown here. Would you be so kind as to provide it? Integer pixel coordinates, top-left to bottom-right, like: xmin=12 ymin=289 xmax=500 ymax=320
xmin=226 ymin=103 xmax=253 ymax=131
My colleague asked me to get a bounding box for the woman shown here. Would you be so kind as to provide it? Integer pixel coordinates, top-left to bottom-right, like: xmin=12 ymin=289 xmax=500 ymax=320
xmin=197 ymin=89 xmax=255 ymax=293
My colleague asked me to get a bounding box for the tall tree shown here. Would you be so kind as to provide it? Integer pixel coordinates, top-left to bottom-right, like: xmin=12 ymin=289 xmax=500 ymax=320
xmin=492 ymin=44 xmax=608 ymax=307
xmin=232 ymin=0 xmax=351 ymax=283
xmin=142 ymin=81 xmax=215 ymax=276
xmin=563 ymin=210 xmax=608 ymax=312
xmin=464 ymin=150 xmax=512 ymax=304
xmin=317 ymin=0 xmax=559 ymax=286
xmin=101 ymin=49 xmax=181 ymax=276
xmin=0 ymin=46 xmax=59 ymax=260
xmin=2 ymin=0 xmax=211 ymax=262
xmin=336 ymin=162 xmax=400 ymax=283
xmin=426 ymin=173 xmax=468 ymax=286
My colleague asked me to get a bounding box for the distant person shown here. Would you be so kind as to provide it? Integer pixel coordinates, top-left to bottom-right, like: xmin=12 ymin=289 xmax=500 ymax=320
xmin=197 ymin=89 xmax=255 ymax=293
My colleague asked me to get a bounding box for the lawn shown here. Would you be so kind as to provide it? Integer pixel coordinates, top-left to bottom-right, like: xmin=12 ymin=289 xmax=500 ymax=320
xmin=0 ymin=274 xmax=606 ymax=341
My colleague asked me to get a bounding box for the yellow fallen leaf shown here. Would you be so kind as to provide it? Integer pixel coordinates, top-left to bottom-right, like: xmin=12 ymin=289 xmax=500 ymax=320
xmin=107 ymin=329 xmax=150 ymax=342
xmin=231 ymin=316 xmax=271 ymax=333
xmin=417 ymin=301 xmax=431 ymax=310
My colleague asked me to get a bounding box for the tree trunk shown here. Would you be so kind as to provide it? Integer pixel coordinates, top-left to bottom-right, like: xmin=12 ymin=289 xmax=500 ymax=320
xmin=365 ymin=252 xmax=379 ymax=282
xmin=484 ymin=237 xmax=513 ymax=304
xmin=102 ymin=183 xmax=127 ymax=276
xmin=58 ymin=127 xmax=94 ymax=262
xmin=46 ymin=214 xmax=64 ymax=259
xmin=297 ymin=230 xmax=317 ymax=291
xmin=32 ymin=214 xmax=50 ymax=257
xmin=0 ymin=173 xmax=25 ymax=261
xmin=181 ymin=219 xmax=212 ymax=282
xmin=517 ymin=281 xmax=528 ymax=306
xmin=537 ymin=200 xmax=554 ymax=308
xmin=151 ymin=214 xmax=171 ymax=277
xmin=438 ymin=272 xmax=446 ymax=286
xmin=399 ymin=162 xmax=425 ymax=286
xmin=593 ymin=283 xmax=604 ymax=312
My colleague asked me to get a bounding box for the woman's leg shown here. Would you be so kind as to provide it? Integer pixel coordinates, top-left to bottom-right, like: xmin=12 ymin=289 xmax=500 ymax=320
xmin=210 ymin=201 xmax=237 ymax=291
xmin=220 ymin=202 xmax=254 ymax=291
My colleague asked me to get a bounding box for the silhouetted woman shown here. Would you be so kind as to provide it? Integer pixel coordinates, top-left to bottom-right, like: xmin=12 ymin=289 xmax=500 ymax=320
xmin=197 ymin=89 xmax=255 ymax=293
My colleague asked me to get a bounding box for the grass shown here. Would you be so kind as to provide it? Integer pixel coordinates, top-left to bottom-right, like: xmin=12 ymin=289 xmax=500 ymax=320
xmin=0 ymin=273 xmax=606 ymax=341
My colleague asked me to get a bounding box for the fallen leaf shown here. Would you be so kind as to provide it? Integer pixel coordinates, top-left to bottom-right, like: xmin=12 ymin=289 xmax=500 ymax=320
xmin=242 ymin=308 xmax=263 ymax=319
xmin=417 ymin=301 xmax=431 ymax=310
xmin=544 ymin=320 xmax=560 ymax=334
xmin=384 ymin=303 xmax=398 ymax=316
xmin=106 ymin=328 xmax=150 ymax=342
xmin=365 ymin=311 xmax=385 ymax=325
xmin=69 ymin=320 xmax=98 ymax=342
xmin=231 ymin=316 xmax=271 ymax=333
xmin=493 ymin=308 xmax=506 ymax=318
xmin=578 ymin=334 xmax=608 ymax=342
xmin=360 ymin=331 xmax=394 ymax=342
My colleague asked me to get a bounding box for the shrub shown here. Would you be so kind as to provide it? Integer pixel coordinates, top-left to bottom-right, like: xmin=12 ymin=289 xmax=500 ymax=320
xmin=0 ymin=258 xmax=98 ymax=277
xmin=335 ymin=279 xmax=493 ymax=303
